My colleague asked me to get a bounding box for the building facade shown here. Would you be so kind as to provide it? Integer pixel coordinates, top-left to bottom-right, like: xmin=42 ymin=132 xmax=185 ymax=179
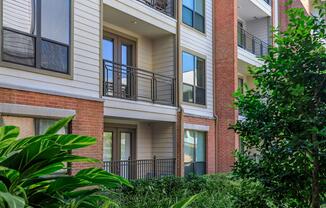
xmin=0 ymin=0 xmax=303 ymax=178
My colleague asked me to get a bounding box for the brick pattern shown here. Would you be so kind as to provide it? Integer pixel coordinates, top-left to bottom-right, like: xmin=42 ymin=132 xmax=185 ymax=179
xmin=0 ymin=88 xmax=104 ymax=171
xmin=183 ymin=116 xmax=216 ymax=174
xmin=279 ymin=0 xmax=310 ymax=31
xmin=214 ymin=0 xmax=238 ymax=173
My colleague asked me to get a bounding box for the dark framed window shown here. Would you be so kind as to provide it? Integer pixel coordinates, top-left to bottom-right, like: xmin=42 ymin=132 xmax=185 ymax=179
xmin=1 ymin=0 xmax=71 ymax=74
xmin=184 ymin=130 xmax=206 ymax=175
xmin=182 ymin=0 xmax=205 ymax=33
xmin=182 ymin=51 xmax=206 ymax=105
xmin=238 ymin=77 xmax=244 ymax=94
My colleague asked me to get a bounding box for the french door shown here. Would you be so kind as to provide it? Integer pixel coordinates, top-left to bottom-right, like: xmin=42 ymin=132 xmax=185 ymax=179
xmin=103 ymin=32 xmax=136 ymax=99
xmin=103 ymin=127 xmax=136 ymax=178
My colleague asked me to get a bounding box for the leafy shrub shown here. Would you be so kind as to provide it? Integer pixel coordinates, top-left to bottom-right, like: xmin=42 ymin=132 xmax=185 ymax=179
xmin=0 ymin=116 xmax=130 ymax=208
xmin=112 ymin=174 xmax=274 ymax=208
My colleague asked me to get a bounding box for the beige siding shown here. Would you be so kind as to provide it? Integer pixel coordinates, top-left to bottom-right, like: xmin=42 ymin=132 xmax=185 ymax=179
xmin=153 ymin=35 xmax=175 ymax=104
xmin=246 ymin=17 xmax=270 ymax=44
xmin=136 ymin=122 xmax=153 ymax=159
xmin=152 ymin=122 xmax=175 ymax=158
xmin=180 ymin=0 xmax=214 ymax=118
xmin=0 ymin=0 xmax=101 ymax=99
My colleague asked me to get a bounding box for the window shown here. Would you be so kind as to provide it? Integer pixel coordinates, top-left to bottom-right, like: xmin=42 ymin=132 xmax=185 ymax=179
xmin=1 ymin=116 xmax=67 ymax=137
xmin=2 ymin=0 xmax=71 ymax=74
xmin=182 ymin=52 xmax=206 ymax=105
xmin=182 ymin=0 xmax=205 ymax=32
xmin=184 ymin=130 xmax=206 ymax=175
xmin=1 ymin=116 xmax=69 ymax=174
xmin=238 ymin=77 xmax=244 ymax=94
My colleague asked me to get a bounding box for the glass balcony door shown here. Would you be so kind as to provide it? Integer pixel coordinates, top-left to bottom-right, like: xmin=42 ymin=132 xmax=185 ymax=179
xmin=103 ymin=127 xmax=136 ymax=178
xmin=103 ymin=32 xmax=136 ymax=99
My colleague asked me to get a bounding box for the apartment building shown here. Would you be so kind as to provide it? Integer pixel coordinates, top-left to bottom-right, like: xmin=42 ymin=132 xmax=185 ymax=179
xmin=0 ymin=0 xmax=280 ymax=179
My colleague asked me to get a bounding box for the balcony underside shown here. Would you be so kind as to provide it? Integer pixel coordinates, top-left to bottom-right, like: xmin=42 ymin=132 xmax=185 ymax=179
xmin=238 ymin=0 xmax=271 ymax=21
xmin=103 ymin=0 xmax=177 ymax=37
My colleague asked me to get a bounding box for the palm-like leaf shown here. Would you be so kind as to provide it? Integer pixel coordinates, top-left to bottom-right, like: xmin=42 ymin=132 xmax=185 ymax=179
xmin=0 ymin=117 xmax=131 ymax=208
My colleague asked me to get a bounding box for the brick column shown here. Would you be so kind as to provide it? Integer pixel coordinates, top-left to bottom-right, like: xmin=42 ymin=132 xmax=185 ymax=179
xmin=214 ymin=0 xmax=238 ymax=172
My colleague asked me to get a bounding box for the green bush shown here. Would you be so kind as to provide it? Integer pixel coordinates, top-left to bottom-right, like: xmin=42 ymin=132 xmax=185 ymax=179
xmin=111 ymin=174 xmax=275 ymax=208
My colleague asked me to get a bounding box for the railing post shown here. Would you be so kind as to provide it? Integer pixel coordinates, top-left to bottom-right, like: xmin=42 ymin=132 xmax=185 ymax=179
xmin=103 ymin=60 xmax=105 ymax=96
xmin=172 ymin=78 xmax=175 ymax=106
xmin=152 ymin=74 xmax=157 ymax=103
xmin=243 ymin=29 xmax=246 ymax=49
xmin=153 ymin=155 xmax=157 ymax=178
xmin=260 ymin=41 xmax=263 ymax=57
xmin=252 ymin=38 xmax=255 ymax=55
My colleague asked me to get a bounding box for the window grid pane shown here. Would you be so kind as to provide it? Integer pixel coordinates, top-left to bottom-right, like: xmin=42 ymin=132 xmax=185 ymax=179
xmin=41 ymin=40 xmax=68 ymax=73
xmin=182 ymin=6 xmax=193 ymax=27
xmin=2 ymin=0 xmax=70 ymax=74
xmin=182 ymin=0 xmax=194 ymax=9
xmin=2 ymin=29 xmax=36 ymax=67
xmin=194 ymin=13 xmax=205 ymax=33
xmin=41 ymin=0 xmax=70 ymax=44
xmin=184 ymin=130 xmax=206 ymax=175
xmin=195 ymin=0 xmax=204 ymax=15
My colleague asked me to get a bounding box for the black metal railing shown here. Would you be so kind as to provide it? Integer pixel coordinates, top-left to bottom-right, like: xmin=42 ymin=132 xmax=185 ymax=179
xmin=103 ymin=60 xmax=175 ymax=106
xmin=103 ymin=157 xmax=176 ymax=180
xmin=136 ymin=0 xmax=175 ymax=18
xmin=238 ymin=26 xmax=269 ymax=57
xmin=263 ymin=0 xmax=271 ymax=5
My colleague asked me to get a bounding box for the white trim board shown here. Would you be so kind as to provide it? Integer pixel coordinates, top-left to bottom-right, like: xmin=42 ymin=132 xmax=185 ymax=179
xmin=0 ymin=103 xmax=76 ymax=118
xmin=238 ymin=47 xmax=264 ymax=67
xmin=184 ymin=123 xmax=210 ymax=132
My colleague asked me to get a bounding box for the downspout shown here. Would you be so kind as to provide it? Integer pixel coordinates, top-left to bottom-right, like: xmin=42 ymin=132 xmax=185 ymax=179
xmin=212 ymin=0 xmax=219 ymax=173
xmin=175 ymin=0 xmax=184 ymax=177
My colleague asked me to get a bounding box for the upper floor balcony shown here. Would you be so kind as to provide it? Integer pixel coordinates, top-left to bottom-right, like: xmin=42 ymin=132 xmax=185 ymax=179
xmin=136 ymin=0 xmax=175 ymax=18
xmin=238 ymin=26 xmax=269 ymax=57
xmin=263 ymin=0 xmax=271 ymax=5
xmin=103 ymin=60 xmax=175 ymax=106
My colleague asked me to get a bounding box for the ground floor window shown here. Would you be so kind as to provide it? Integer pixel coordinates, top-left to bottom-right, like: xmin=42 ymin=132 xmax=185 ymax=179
xmin=184 ymin=130 xmax=206 ymax=175
xmin=0 ymin=116 xmax=68 ymax=174
xmin=1 ymin=116 xmax=67 ymax=138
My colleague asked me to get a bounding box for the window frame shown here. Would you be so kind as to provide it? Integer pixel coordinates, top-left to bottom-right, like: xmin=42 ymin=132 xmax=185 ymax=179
xmin=0 ymin=0 xmax=74 ymax=79
xmin=183 ymin=130 xmax=207 ymax=175
xmin=182 ymin=51 xmax=206 ymax=106
xmin=182 ymin=0 xmax=206 ymax=33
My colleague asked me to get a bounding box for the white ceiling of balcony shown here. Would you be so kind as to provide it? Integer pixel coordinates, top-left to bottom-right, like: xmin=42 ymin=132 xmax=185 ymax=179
xmin=103 ymin=5 xmax=171 ymax=38
xmin=238 ymin=0 xmax=271 ymax=21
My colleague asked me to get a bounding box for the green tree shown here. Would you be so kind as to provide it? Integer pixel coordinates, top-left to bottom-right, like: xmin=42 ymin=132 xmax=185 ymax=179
xmin=231 ymin=4 xmax=325 ymax=208
xmin=0 ymin=116 xmax=131 ymax=208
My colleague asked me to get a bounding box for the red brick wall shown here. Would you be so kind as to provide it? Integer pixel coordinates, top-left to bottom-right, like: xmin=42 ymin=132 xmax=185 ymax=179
xmin=183 ymin=116 xmax=216 ymax=174
xmin=0 ymin=87 xmax=104 ymax=170
xmin=214 ymin=0 xmax=238 ymax=172
xmin=279 ymin=0 xmax=310 ymax=31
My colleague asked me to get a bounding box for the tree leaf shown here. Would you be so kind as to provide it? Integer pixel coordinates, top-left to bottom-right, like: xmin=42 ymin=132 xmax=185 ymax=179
xmin=76 ymin=168 xmax=132 ymax=189
xmin=0 ymin=192 xmax=25 ymax=208
xmin=0 ymin=126 xmax=19 ymax=142
xmin=50 ymin=134 xmax=97 ymax=150
xmin=44 ymin=116 xmax=74 ymax=135
xmin=171 ymin=194 xmax=199 ymax=208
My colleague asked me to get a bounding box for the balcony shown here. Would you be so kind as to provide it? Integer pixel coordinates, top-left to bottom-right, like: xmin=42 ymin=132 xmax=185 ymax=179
xmin=263 ymin=0 xmax=271 ymax=5
xmin=103 ymin=60 xmax=175 ymax=106
xmin=136 ymin=0 xmax=175 ymax=18
xmin=103 ymin=157 xmax=176 ymax=180
xmin=238 ymin=26 xmax=269 ymax=57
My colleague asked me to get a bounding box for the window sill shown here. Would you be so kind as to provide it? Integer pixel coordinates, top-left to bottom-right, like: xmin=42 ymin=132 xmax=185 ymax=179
xmin=0 ymin=61 xmax=73 ymax=80
xmin=181 ymin=23 xmax=206 ymax=37
xmin=182 ymin=101 xmax=207 ymax=109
